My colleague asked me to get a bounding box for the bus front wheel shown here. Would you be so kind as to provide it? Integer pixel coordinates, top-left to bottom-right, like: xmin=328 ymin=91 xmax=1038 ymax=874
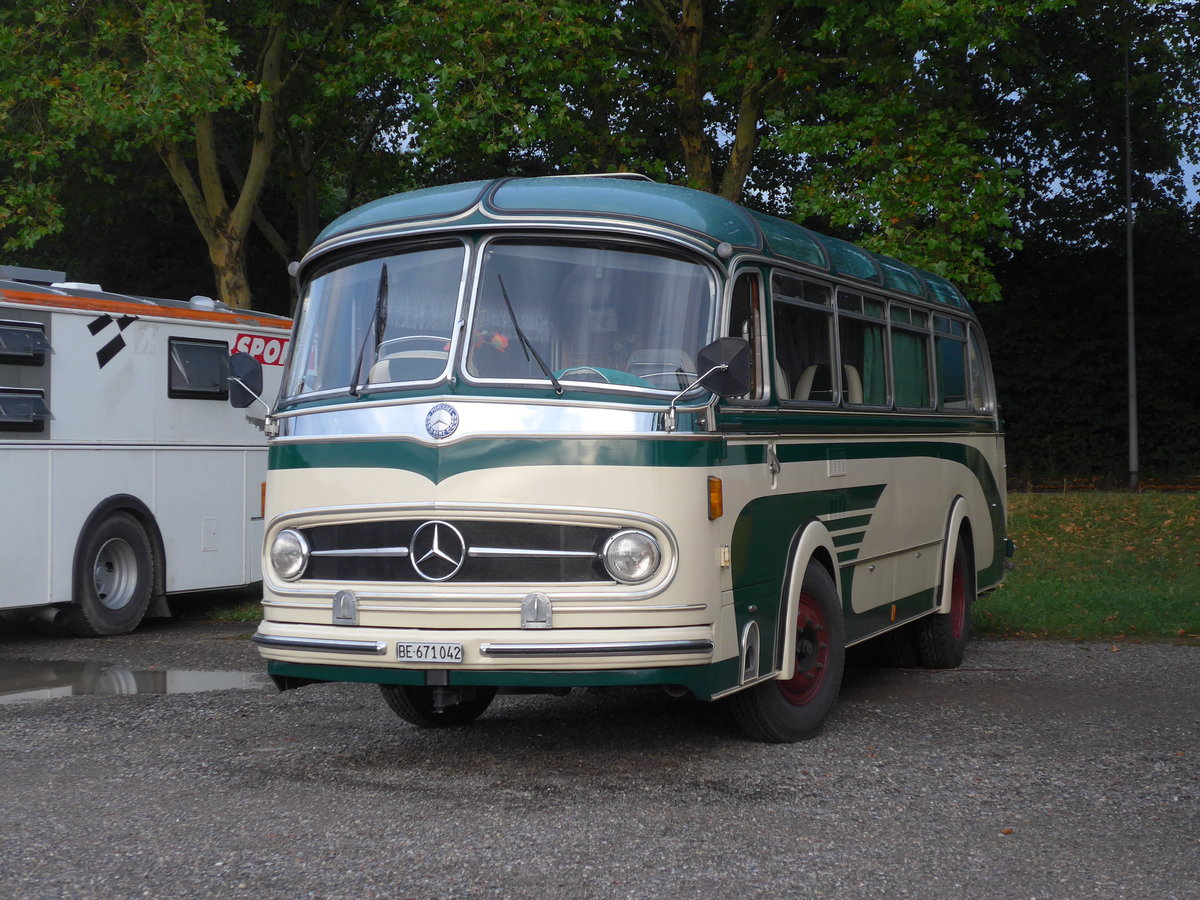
xmin=379 ymin=684 xmax=497 ymax=728
xmin=730 ymin=561 xmax=845 ymax=742
xmin=66 ymin=511 xmax=155 ymax=637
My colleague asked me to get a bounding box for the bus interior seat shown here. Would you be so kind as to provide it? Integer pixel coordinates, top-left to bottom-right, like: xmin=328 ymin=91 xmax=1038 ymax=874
xmin=774 ymin=360 xmax=789 ymax=400
xmin=794 ymin=364 xmax=835 ymax=402
xmin=626 ymin=349 xmax=695 ymax=389
xmin=368 ymin=350 xmax=446 ymax=383
xmin=842 ymin=365 xmax=863 ymax=404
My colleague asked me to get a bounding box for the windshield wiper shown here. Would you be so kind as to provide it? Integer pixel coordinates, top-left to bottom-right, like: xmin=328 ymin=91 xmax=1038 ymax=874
xmin=349 ymin=263 xmax=388 ymax=398
xmin=496 ymin=274 xmax=563 ymax=395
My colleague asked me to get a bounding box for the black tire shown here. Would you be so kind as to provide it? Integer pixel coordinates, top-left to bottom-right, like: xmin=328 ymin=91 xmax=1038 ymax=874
xmin=65 ymin=511 xmax=155 ymax=637
xmin=379 ymin=684 xmax=497 ymax=728
xmin=729 ymin=561 xmax=846 ymax=742
xmin=874 ymin=622 xmax=922 ymax=668
xmin=916 ymin=537 xmax=973 ymax=669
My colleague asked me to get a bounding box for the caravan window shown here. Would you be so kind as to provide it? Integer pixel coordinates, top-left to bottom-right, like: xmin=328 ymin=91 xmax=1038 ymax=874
xmin=0 ymin=320 xmax=51 ymax=366
xmin=0 ymin=388 xmax=50 ymax=432
xmin=168 ymin=338 xmax=231 ymax=400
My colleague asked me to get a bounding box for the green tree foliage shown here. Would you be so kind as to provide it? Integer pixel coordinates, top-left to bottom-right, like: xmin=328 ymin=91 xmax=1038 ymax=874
xmin=982 ymin=0 xmax=1200 ymax=243
xmin=0 ymin=0 xmax=380 ymax=308
xmin=979 ymin=204 xmax=1200 ymax=482
xmin=974 ymin=0 xmax=1200 ymax=482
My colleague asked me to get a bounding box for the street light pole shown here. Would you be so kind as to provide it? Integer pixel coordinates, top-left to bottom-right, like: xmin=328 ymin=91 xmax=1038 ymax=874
xmin=1124 ymin=46 xmax=1138 ymax=490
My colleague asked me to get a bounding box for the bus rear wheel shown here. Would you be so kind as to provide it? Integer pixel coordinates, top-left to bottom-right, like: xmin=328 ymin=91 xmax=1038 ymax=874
xmin=730 ymin=561 xmax=845 ymax=742
xmin=917 ymin=538 xmax=973 ymax=669
xmin=379 ymin=684 xmax=497 ymax=728
xmin=66 ymin=511 xmax=155 ymax=637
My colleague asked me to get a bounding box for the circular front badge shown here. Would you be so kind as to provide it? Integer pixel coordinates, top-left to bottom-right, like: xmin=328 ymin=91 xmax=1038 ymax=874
xmin=425 ymin=403 xmax=459 ymax=439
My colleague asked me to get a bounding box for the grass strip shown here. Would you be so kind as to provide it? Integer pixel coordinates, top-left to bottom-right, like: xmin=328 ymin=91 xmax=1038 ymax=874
xmin=975 ymin=492 xmax=1200 ymax=642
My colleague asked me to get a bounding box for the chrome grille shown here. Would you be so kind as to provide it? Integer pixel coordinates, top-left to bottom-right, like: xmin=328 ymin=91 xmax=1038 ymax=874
xmin=299 ymin=519 xmax=614 ymax=583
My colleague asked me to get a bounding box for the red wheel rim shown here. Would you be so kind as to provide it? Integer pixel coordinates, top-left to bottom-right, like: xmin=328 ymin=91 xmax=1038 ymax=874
xmin=949 ymin=552 xmax=967 ymax=640
xmin=778 ymin=591 xmax=830 ymax=706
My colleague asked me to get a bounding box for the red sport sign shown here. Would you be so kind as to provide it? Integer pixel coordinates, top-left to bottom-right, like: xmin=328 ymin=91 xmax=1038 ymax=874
xmin=233 ymin=333 xmax=290 ymax=366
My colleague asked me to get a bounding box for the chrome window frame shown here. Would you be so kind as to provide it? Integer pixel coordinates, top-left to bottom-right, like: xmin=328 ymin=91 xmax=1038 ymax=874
xmin=456 ymin=232 xmax=723 ymax=401
xmin=770 ymin=269 xmax=839 ymax=409
xmin=279 ymin=237 xmax=472 ymax=404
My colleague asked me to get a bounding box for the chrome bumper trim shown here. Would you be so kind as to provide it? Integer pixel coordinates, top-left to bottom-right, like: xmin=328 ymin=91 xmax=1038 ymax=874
xmin=252 ymin=633 xmax=387 ymax=655
xmin=479 ymin=639 xmax=713 ymax=659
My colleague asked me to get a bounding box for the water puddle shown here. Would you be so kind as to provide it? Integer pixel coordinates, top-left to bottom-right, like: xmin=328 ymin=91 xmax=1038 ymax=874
xmin=0 ymin=659 xmax=270 ymax=704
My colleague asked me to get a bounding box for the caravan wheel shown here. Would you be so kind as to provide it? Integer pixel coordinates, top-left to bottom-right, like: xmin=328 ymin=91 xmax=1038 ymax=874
xmin=66 ymin=512 xmax=155 ymax=637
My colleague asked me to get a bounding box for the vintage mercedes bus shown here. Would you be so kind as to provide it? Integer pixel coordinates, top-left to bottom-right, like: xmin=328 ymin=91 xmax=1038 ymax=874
xmin=245 ymin=175 xmax=1009 ymax=741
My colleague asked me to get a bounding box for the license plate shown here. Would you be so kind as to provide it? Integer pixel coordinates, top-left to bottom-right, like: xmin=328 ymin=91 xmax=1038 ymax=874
xmin=395 ymin=641 xmax=463 ymax=664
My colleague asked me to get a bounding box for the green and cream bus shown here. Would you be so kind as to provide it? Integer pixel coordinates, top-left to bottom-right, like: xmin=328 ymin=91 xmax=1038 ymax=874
xmin=242 ymin=174 xmax=1009 ymax=742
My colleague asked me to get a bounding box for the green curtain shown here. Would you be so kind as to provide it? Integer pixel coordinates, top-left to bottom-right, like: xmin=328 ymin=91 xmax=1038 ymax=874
xmin=891 ymin=330 xmax=930 ymax=407
xmin=862 ymin=324 xmax=886 ymax=404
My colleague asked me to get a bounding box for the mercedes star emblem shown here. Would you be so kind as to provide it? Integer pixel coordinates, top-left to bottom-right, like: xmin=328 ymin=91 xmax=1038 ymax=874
xmin=425 ymin=403 xmax=459 ymax=439
xmin=409 ymin=521 xmax=467 ymax=581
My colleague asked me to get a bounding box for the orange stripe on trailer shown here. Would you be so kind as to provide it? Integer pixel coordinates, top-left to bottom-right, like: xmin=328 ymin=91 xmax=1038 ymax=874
xmin=0 ymin=286 xmax=290 ymax=330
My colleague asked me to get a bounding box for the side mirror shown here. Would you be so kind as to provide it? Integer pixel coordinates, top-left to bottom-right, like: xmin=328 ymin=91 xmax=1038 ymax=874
xmin=228 ymin=352 xmax=264 ymax=409
xmin=663 ymin=337 xmax=753 ymax=432
xmin=696 ymin=337 xmax=751 ymax=398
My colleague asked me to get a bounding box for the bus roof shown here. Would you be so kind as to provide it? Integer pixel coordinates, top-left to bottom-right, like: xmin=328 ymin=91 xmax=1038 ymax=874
xmin=311 ymin=175 xmax=971 ymax=311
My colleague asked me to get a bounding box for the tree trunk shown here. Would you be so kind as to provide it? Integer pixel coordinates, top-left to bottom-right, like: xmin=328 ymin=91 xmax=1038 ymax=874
xmin=155 ymin=19 xmax=288 ymax=310
xmin=648 ymin=0 xmax=713 ymax=192
xmin=210 ymin=236 xmax=252 ymax=310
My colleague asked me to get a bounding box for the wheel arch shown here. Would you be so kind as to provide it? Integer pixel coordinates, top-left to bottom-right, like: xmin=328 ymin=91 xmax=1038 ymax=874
xmin=937 ymin=497 xmax=976 ymax=615
xmin=72 ymin=495 xmax=167 ymax=611
xmin=775 ymin=518 xmax=840 ymax=681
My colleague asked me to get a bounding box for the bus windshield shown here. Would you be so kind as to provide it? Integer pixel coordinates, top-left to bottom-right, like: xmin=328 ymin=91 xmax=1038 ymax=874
xmin=283 ymin=238 xmax=716 ymax=400
xmin=467 ymin=241 xmax=715 ymax=392
xmin=283 ymin=242 xmax=466 ymax=398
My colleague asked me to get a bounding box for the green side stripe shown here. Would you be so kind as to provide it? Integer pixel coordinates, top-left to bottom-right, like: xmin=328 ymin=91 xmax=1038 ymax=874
xmin=823 ymin=514 xmax=873 ymax=531
xmin=831 ymin=531 xmax=865 ymax=548
xmin=270 ymin=436 xmax=727 ymax=484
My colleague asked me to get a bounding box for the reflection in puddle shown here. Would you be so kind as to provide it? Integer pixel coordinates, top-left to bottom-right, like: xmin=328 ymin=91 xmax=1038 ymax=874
xmin=0 ymin=659 xmax=269 ymax=704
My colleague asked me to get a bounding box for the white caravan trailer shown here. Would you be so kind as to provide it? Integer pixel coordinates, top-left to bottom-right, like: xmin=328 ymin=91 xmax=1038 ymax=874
xmin=0 ymin=266 xmax=290 ymax=635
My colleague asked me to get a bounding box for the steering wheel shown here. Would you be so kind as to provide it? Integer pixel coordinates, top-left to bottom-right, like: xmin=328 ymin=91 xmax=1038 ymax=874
xmin=378 ymin=335 xmax=451 ymax=356
xmin=556 ymin=365 xmax=611 ymax=383
xmin=638 ymin=369 xmax=699 ymax=390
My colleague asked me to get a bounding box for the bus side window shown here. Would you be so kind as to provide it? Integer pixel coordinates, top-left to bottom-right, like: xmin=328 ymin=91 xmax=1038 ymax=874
xmin=934 ymin=315 xmax=970 ymax=410
xmin=968 ymin=325 xmax=995 ymax=413
xmin=772 ymin=273 xmax=834 ymax=404
xmin=890 ymin=305 xmax=932 ymax=409
xmin=836 ymin=292 xmax=888 ymax=406
xmin=726 ymin=272 xmax=763 ymax=400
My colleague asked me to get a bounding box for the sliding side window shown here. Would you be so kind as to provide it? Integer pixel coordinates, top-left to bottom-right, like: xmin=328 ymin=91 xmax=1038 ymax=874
xmin=934 ymin=315 xmax=969 ymax=410
xmin=968 ymin=325 xmax=996 ymax=413
xmin=772 ymin=273 xmax=834 ymax=404
xmin=836 ymin=292 xmax=889 ymax=407
xmin=724 ymin=271 xmax=766 ymax=401
xmin=890 ymin=305 xmax=932 ymax=409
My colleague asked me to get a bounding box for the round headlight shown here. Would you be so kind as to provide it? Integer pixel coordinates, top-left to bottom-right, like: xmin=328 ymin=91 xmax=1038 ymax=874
xmin=602 ymin=529 xmax=661 ymax=584
xmin=270 ymin=529 xmax=310 ymax=581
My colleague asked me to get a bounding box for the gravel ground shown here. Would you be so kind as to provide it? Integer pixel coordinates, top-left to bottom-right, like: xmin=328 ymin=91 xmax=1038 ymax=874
xmin=0 ymin=616 xmax=1196 ymax=900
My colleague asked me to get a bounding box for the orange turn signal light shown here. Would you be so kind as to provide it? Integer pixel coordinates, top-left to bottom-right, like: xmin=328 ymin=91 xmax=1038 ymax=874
xmin=707 ymin=476 xmax=723 ymax=520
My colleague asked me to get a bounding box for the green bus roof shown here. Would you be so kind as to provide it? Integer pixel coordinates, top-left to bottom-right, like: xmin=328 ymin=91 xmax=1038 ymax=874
xmin=313 ymin=175 xmax=969 ymax=310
